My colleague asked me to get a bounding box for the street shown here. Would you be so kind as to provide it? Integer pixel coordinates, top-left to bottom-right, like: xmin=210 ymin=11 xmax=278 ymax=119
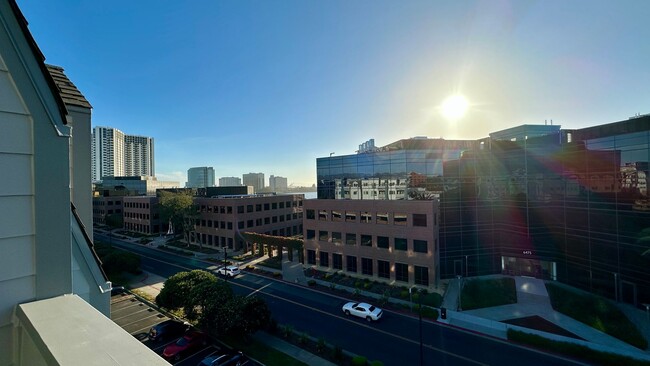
xmin=100 ymin=234 xmax=585 ymax=366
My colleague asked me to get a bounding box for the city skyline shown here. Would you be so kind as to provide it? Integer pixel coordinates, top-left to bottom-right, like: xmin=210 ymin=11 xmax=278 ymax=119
xmin=18 ymin=0 xmax=650 ymax=187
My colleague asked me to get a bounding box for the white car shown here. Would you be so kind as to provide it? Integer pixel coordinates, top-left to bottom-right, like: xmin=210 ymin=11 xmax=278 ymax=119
xmin=342 ymin=302 xmax=383 ymax=322
xmin=216 ymin=265 xmax=241 ymax=277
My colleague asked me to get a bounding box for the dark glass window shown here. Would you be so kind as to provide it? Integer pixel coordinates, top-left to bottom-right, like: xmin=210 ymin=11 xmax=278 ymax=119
xmin=345 ymin=212 xmax=357 ymax=222
xmin=332 ymin=232 xmax=342 ymax=244
xmin=414 ymin=266 xmax=429 ymax=286
xmin=247 ymin=220 xmax=254 ymax=228
xmin=306 ymin=209 xmax=315 ymax=219
xmin=264 ymin=203 xmax=270 ymax=210
xmin=307 ymin=250 xmax=316 ymax=265
xmin=413 ymin=214 xmax=427 ymax=227
xmin=395 ymin=238 xmax=407 ymax=251
xmin=360 ymin=234 xmax=372 ymax=247
xmin=307 ymin=229 xmax=315 ymax=240
xmin=319 ymin=230 xmax=328 ymax=241
xmin=376 ymin=212 xmax=388 ymax=224
xmin=395 ymin=262 xmax=408 ymax=282
xmin=394 ymin=213 xmax=407 ymax=226
xmin=414 ymin=240 xmax=427 ymax=253
xmin=320 ymin=251 xmax=329 ymax=267
xmin=256 ymin=204 xmax=262 ymax=211
xmin=377 ymin=236 xmax=389 ymax=249
xmin=272 ymin=202 xmax=278 ymax=209
xmin=247 ymin=205 xmax=253 ymax=213
xmin=346 ymin=256 xmax=357 ymax=273
xmin=319 ymin=210 xmax=328 ymax=220
xmin=346 ymin=233 xmax=357 ymax=245
xmin=238 ymin=221 xmax=244 ymax=229
xmin=378 ymin=260 xmax=390 ymax=279
xmin=238 ymin=205 xmax=245 ymax=214
xmin=332 ymin=253 xmax=343 ymax=270
xmin=361 ymin=258 xmax=373 ymax=276
xmin=332 ymin=210 xmax=342 ymax=221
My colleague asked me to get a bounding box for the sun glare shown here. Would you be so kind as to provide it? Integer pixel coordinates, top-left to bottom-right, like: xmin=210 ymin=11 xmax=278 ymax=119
xmin=441 ymin=95 xmax=469 ymax=120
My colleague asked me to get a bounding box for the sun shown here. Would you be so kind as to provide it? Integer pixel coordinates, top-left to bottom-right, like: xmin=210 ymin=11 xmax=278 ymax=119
xmin=441 ymin=95 xmax=469 ymax=120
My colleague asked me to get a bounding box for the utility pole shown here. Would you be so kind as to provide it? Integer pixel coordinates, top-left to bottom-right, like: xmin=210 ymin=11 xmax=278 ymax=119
xmin=223 ymin=247 xmax=228 ymax=283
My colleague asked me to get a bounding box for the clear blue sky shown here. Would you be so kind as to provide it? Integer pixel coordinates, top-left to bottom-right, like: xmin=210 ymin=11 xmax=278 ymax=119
xmin=17 ymin=0 xmax=650 ymax=187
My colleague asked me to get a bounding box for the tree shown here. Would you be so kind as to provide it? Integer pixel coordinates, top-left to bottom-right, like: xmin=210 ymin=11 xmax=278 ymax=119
xmin=155 ymin=270 xmax=219 ymax=321
xmin=158 ymin=191 xmax=198 ymax=247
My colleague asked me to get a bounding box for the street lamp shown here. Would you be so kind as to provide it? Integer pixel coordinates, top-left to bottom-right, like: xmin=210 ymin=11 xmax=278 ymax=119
xmin=409 ymin=286 xmax=415 ymax=311
xmin=223 ymin=247 xmax=228 ymax=283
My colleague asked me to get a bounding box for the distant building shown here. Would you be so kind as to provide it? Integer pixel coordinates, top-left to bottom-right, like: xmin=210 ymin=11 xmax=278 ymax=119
xmin=243 ymin=172 xmax=265 ymax=193
xmin=204 ymin=186 xmax=254 ymax=197
xmin=92 ymin=126 xmax=154 ymax=181
xmin=123 ymin=196 xmax=162 ymax=234
xmin=269 ymin=175 xmax=288 ymax=193
xmin=187 ymin=166 xmax=215 ymax=188
xmin=99 ymin=176 xmax=179 ymax=196
xmin=219 ymin=176 xmax=242 ymax=186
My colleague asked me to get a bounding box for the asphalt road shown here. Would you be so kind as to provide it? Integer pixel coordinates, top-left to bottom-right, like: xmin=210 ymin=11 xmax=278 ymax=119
xmin=100 ymin=234 xmax=586 ymax=366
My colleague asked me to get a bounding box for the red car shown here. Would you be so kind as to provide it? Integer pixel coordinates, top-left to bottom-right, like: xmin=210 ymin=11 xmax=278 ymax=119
xmin=162 ymin=331 xmax=207 ymax=361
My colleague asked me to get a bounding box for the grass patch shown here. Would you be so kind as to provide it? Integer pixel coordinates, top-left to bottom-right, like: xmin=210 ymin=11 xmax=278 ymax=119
xmin=460 ymin=277 xmax=517 ymax=310
xmin=226 ymin=336 xmax=308 ymax=366
xmin=545 ymin=283 xmax=647 ymax=349
xmin=508 ymin=329 xmax=650 ymax=366
xmin=257 ymin=256 xmax=283 ymax=270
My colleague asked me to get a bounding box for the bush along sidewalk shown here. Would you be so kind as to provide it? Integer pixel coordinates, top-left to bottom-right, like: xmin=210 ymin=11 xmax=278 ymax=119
xmin=269 ymin=322 xmax=385 ymax=366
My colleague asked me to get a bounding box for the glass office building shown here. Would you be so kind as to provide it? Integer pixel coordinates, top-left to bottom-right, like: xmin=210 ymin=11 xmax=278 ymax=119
xmin=316 ymin=117 xmax=650 ymax=305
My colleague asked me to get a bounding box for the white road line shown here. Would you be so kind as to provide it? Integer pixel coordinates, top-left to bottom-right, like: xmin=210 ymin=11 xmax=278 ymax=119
xmin=247 ymin=282 xmax=272 ymax=297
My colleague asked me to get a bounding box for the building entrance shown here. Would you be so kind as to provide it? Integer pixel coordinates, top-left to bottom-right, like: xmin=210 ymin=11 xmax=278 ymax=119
xmin=501 ymin=256 xmax=557 ymax=280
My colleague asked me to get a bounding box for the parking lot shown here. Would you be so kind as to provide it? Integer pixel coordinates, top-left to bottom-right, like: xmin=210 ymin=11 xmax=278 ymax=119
xmin=110 ymin=290 xmax=251 ymax=366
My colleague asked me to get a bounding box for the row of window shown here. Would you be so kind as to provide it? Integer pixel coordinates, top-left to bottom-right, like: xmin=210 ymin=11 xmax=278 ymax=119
xmin=306 ymin=230 xmax=431 ymax=253
xmin=200 ymin=200 xmax=303 ymax=214
xmin=196 ymin=213 xmax=303 ymax=231
xmin=123 ymin=201 xmax=150 ymax=209
xmin=306 ymin=250 xmax=429 ymax=286
xmin=124 ymin=212 xmax=154 ymax=220
xmin=93 ymin=200 xmax=123 ymax=206
xmin=93 ymin=209 xmax=122 ymax=215
xmin=306 ymin=210 xmax=431 ymax=227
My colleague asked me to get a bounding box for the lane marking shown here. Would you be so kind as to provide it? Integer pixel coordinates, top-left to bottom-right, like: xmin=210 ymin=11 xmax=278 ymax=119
xmin=247 ymin=282 xmax=272 ymax=297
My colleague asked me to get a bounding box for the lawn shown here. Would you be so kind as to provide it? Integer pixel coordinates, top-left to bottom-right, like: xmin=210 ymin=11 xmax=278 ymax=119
xmin=545 ymin=282 xmax=647 ymax=349
xmin=226 ymin=337 xmax=308 ymax=366
xmin=460 ymin=277 xmax=517 ymax=310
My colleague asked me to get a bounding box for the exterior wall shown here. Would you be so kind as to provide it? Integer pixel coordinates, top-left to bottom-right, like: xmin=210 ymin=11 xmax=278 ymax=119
xmin=219 ymin=176 xmax=242 ymax=186
xmin=303 ymin=199 xmax=439 ymax=288
xmin=67 ymin=104 xmax=93 ymax=239
xmin=92 ymin=127 xmax=154 ymax=180
xmin=194 ymin=194 xmax=304 ymax=251
xmin=123 ymin=196 xmax=160 ymax=234
xmin=92 ymin=196 xmax=124 ymax=225
xmin=269 ymin=175 xmax=288 ymax=193
xmin=187 ymin=166 xmax=215 ymax=188
xmin=100 ymin=176 xmax=179 ymax=195
xmin=243 ymin=173 xmax=264 ymax=193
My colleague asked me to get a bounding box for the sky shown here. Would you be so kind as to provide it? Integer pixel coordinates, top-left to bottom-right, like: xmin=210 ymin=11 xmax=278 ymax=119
xmin=17 ymin=0 xmax=650 ymax=187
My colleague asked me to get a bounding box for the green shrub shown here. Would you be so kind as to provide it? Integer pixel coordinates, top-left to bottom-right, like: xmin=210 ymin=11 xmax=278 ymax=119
xmin=298 ymin=332 xmax=308 ymax=345
xmin=461 ymin=278 xmax=517 ymax=310
xmin=351 ymin=356 xmax=368 ymax=366
xmin=317 ymin=337 xmax=326 ymax=353
xmin=370 ymin=361 xmax=384 ymax=366
xmin=400 ymin=290 xmax=409 ymax=299
xmin=307 ymin=279 xmax=316 ymax=286
xmin=333 ymin=345 xmax=343 ymax=361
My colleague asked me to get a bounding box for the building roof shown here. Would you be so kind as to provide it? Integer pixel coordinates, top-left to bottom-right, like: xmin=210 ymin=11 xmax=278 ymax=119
xmin=46 ymin=64 xmax=92 ymax=109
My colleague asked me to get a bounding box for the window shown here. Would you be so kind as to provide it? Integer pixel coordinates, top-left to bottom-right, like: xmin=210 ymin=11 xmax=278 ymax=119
xmin=238 ymin=206 xmax=244 ymax=214
xmin=307 ymin=250 xmax=316 ymax=265
xmin=238 ymin=221 xmax=244 ymax=229
xmin=345 ymin=212 xmax=357 ymax=222
xmin=272 ymin=216 xmax=278 ymax=223
xmin=319 ymin=230 xmax=328 ymax=241
xmin=256 ymin=218 xmax=262 ymax=226
xmin=332 ymin=210 xmax=342 ymax=221
xmin=361 ymin=211 xmax=372 ymax=223
xmin=264 ymin=203 xmax=270 ymax=210
xmin=413 ymin=214 xmax=427 ymax=227
xmin=395 ymin=262 xmax=408 ymax=282
xmin=318 ymin=210 xmax=328 ymax=220
xmin=227 ymin=222 xmax=233 ymax=230
xmin=345 ymin=233 xmax=357 ymax=245
xmin=378 ymin=260 xmax=390 ymax=279
xmin=264 ymin=217 xmax=270 ymax=225
xmin=247 ymin=220 xmax=254 ymax=228
xmin=279 ymin=202 xmax=285 ymax=209
xmin=332 ymin=232 xmax=342 ymax=244
xmin=332 ymin=253 xmax=343 ymax=270
xmin=360 ymin=234 xmax=372 ymax=247
xmin=306 ymin=209 xmax=315 ymax=220
xmin=414 ymin=266 xmax=429 ymax=286
xmin=227 ymin=206 xmax=232 ymax=214
xmin=394 ymin=213 xmax=407 ymax=226
xmin=346 ymin=256 xmax=357 ymax=273
xmin=376 ymin=212 xmax=388 ymax=224
xmin=320 ymin=251 xmax=329 ymax=267
xmin=361 ymin=258 xmax=373 ymax=276
xmin=395 ymin=238 xmax=407 ymax=251
xmin=247 ymin=205 xmax=253 ymax=213
xmin=256 ymin=204 xmax=262 ymax=212
xmin=377 ymin=236 xmax=389 ymax=249
xmin=272 ymin=202 xmax=278 ymax=209
xmin=414 ymin=240 xmax=427 ymax=253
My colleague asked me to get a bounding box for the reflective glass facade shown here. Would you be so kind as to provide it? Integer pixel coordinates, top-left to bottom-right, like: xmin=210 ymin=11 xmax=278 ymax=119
xmin=316 ymin=117 xmax=650 ymax=305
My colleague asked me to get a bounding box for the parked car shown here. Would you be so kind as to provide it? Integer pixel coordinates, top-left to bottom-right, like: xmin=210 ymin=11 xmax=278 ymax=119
xmin=148 ymin=319 xmax=188 ymax=342
xmin=216 ymin=265 xmax=241 ymax=277
xmin=198 ymin=351 xmax=248 ymax=366
xmin=342 ymin=302 xmax=383 ymax=322
xmin=162 ymin=330 xmax=207 ymax=361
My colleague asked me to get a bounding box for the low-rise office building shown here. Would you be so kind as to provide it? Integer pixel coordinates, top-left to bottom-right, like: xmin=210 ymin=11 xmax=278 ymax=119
xmin=303 ymin=199 xmax=439 ymax=289
xmin=194 ymin=194 xmax=304 ymax=251
xmin=123 ymin=196 xmax=161 ymax=234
